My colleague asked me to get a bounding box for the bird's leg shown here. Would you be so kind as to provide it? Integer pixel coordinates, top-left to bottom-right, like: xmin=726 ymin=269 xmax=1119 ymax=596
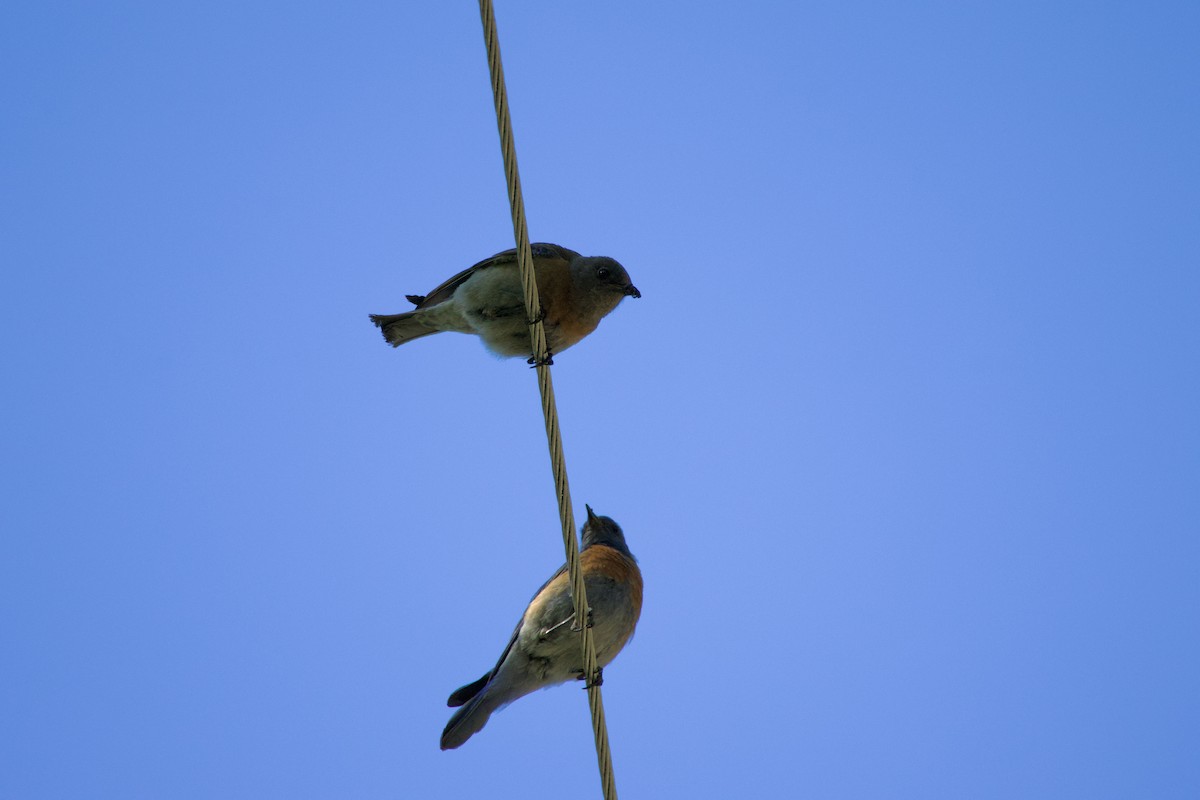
xmin=523 ymin=304 xmax=554 ymax=366
xmin=570 ymin=607 xmax=594 ymax=632
xmin=526 ymin=350 xmax=555 ymax=368
xmin=538 ymin=612 xmax=576 ymax=641
xmin=576 ymin=667 xmax=605 ymax=688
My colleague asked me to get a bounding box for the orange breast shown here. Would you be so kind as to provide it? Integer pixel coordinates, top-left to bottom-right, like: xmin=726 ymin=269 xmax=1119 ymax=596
xmin=582 ymin=546 xmax=644 ymax=618
xmin=534 ymin=261 xmax=599 ymax=350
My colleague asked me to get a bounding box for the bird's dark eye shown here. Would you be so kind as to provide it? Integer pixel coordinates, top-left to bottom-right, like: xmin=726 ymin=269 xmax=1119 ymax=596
xmin=597 ymin=267 xmax=611 ymax=280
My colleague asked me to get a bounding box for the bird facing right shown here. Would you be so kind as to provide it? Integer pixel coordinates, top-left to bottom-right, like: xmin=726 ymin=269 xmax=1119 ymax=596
xmin=440 ymin=506 xmax=643 ymax=750
xmin=369 ymin=243 xmax=640 ymax=364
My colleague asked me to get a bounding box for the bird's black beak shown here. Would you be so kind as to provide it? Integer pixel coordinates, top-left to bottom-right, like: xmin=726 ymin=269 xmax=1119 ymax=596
xmin=585 ymin=504 xmax=598 ymax=522
xmin=624 ymin=284 xmax=641 ymax=298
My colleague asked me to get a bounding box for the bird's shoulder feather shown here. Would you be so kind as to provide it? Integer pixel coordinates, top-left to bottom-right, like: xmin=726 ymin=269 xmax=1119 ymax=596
xmin=413 ymin=243 xmax=579 ymax=309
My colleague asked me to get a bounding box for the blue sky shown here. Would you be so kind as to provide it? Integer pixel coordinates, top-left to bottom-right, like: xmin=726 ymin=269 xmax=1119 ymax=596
xmin=3 ymin=2 xmax=1198 ymax=798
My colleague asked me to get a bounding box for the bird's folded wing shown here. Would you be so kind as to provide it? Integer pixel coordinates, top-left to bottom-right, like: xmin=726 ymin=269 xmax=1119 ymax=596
xmin=414 ymin=243 xmax=581 ymax=309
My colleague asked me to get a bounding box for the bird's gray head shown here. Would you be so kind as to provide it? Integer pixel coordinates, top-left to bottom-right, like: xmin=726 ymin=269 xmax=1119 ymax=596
xmin=581 ymin=504 xmax=635 ymax=558
xmin=572 ymin=256 xmax=641 ymax=300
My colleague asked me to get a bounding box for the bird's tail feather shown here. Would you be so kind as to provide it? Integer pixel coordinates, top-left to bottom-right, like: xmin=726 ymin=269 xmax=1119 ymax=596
xmin=368 ymin=312 xmax=440 ymax=348
xmin=447 ymin=674 xmax=489 ymax=708
xmin=440 ymin=688 xmax=505 ymax=750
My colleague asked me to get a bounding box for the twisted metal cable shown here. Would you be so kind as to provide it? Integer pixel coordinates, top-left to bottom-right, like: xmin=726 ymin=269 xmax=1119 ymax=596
xmin=477 ymin=2 xmax=617 ymax=798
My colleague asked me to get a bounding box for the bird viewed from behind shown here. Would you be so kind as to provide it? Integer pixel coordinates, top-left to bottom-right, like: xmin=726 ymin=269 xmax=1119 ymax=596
xmin=369 ymin=243 xmax=640 ymax=363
